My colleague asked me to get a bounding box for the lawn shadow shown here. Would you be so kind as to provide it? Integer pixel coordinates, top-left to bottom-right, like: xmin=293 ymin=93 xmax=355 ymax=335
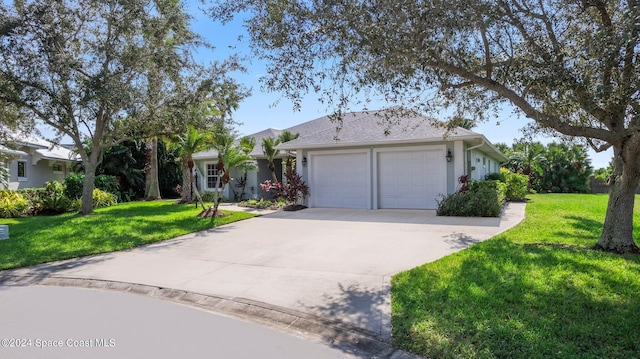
xmin=392 ymin=238 xmax=640 ymax=358
xmin=553 ymin=215 xmax=603 ymax=242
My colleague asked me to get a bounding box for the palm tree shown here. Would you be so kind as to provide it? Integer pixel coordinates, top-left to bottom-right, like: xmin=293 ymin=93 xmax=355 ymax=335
xmin=202 ymin=126 xmax=255 ymax=217
xmin=508 ymin=142 xmax=547 ymax=189
xmin=236 ymin=136 xmax=257 ymax=199
xmin=169 ymin=125 xmax=213 ymax=203
xmin=278 ymin=130 xmax=300 ymax=175
xmin=262 ymin=137 xmax=281 ymax=182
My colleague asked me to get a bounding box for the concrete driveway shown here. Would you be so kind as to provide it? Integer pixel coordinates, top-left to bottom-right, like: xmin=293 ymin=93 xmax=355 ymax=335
xmin=1 ymin=204 xmax=525 ymax=341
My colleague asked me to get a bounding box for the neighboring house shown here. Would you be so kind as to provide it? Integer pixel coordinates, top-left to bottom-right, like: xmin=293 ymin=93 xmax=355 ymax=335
xmin=0 ymin=133 xmax=79 ymax=190
xmin=193 ymin=109 xmax=507 ymax=209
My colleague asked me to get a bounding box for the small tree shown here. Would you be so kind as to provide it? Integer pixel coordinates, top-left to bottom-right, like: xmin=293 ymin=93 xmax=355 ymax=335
xmin=170 ymin=125 xmax=213 ymax=203
xmin=200 ymin=125 xmax=256 ymax=217
xmin=235 ymin=135 xmax=257 ymax=200
xmin=262 ymin=137 xmax=281 ymax=183
xmin=277 ymin=130 xmax=300 ymax=176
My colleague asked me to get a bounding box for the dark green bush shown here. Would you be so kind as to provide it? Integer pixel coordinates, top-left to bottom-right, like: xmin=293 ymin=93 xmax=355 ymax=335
xmin=437 ymin=180 xmax=506 ymax=217
xmin=486 ymin=171 xmax=506 ymax=182
xmin=63 ymin=173 xmax=84 ymax=199
xmin=95 ymin=175 xmax=119 ymax=197
xmin=64 ymin=173 xmax=120 ymax=201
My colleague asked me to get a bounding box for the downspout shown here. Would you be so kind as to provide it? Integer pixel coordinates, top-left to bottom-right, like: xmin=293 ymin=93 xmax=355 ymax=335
xmin=465 ymin=138 xmax=485 ymax=176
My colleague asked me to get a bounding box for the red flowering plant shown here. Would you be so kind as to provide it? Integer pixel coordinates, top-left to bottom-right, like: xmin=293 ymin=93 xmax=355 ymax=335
xmin=260 ymin=172 xmax=310 ymax=205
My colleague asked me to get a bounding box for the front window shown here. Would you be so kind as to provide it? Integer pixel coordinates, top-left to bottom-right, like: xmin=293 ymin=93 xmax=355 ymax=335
xmin=17 ymin=160 xmax=27 ymax=179
xmin=206 ymin=164 xmax=223 ymax=189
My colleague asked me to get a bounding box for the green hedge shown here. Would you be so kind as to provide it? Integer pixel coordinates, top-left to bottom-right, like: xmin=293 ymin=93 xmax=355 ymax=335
xmin=503 ymin=169 xmax=529 ymax=201
xmin=437 ymin=180 xmax=506 ymax=217
xmin=64 ymin=174 xmax=119 ymax=200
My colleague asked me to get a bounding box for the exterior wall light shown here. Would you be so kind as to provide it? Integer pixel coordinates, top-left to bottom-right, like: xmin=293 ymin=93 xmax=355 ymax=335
xmin=302 ymin=156 xmax=307 ymax=166
xmin=446 ymin=150 xmax=453 ymax=162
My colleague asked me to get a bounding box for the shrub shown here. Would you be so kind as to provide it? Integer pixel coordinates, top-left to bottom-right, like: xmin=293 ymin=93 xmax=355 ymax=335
xmin=92 ymin=189 xmax=117 ymax=208
xmin=64 ymin=173 xmax=84 ymax=199
xmin=437 ymin=180 xmax=506 ymax=217
xmin=95 ymin=175 xmax=119 ymax=196
xmin=0 ymin=190 xmax=30 ymax=218
xmin=260 ymin=172 xmax=310 ymax=205
xmin=503 ymin=168 xmax=529 ymax=201
xmin=200 ymin=191 xmax=218 ymax=203
xmin=64 ymin=174 xmax=120 ymax=200
xmin=17 ymin=188 xmax=45 ymax=215
xmin=486 ymin=171 xmax=506 ymax=182
xmin=238 ymin=198 xmax=283 ymax=210
xmin=40 ymin=181 xmax=73 ymax=214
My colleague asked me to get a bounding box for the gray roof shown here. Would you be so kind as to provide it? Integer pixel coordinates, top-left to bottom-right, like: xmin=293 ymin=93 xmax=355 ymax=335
xmin=278 ymin=109 xmax=480 ymax=149
xmin=192 ymin=108 xmax=507 ymax=162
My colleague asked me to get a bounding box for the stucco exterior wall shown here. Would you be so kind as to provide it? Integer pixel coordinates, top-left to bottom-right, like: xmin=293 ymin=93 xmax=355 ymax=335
xmin=6 ymin=156 xmax=72 ymax=190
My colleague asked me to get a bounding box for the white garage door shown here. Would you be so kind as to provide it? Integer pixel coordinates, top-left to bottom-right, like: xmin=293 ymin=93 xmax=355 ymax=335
xmin=377 ymin=149 xmax=446 ymax=209
xmin=310 ymin=152 xmax=369 ymax=208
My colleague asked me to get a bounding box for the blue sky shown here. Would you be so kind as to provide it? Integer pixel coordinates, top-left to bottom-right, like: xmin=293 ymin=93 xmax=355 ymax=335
xmin=189 ymin=3 xmax=613 ymax=169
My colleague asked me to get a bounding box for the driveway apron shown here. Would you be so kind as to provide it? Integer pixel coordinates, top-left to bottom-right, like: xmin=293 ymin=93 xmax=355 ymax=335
xmin=3 ymin=203 xmax=525 ymax=340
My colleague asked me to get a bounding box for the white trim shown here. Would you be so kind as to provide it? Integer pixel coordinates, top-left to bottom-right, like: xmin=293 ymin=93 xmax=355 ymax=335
xmin=307 ymin=149 xmax=372 ymax=209
xmin=203 ymin=162 xmax=224 ymax=192
xmin=373 ymin=145 xmax=446 ymax=209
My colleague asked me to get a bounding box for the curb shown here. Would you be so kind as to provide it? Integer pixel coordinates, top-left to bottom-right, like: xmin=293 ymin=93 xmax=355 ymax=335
xmin=0 ymin=275 xmax=421 ymax=359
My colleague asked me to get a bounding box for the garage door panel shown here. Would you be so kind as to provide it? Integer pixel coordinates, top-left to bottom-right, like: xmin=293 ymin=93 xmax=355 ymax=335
xmin=310 ymin=152 xmax=369 ymax=209
xmin=377 ymin=149 xmax=446 ymax=209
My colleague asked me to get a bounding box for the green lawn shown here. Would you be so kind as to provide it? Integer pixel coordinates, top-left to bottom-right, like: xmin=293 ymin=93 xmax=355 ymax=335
xmin=392 ymin=194 xmax=640 ymax=359
xmin=0 ymin=201 xmax=257 ymax=270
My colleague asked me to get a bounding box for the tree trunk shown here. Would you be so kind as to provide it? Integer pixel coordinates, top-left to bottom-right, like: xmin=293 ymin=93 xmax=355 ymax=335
xmin=144 ymin=137 xmax=161 ymax=200
xmin=595 ymin=154 xmax=640 ymax=254
xmin=80 ymin=160 xmax=97 ymax=215
xmin=180 ymin=160 xmax=192 ymax=203
xmin=268 ymin=162 xmax=278 ymax=182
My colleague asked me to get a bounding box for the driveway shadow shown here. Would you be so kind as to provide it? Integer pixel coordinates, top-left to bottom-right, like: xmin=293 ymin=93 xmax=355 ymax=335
xmin=298 ymin=282 xmax=391 ymax=342
xmin=0 ymin=255 xmax=111 ymax=285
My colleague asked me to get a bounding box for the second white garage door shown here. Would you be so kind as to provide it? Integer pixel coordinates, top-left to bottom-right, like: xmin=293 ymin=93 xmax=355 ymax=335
xmin=377 ymin=148 xmax=446 ymax=209
xmin=309 ymin=151 xmax=369 ymax=208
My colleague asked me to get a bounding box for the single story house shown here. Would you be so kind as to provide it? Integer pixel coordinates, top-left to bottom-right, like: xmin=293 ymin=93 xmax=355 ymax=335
xmin=1 ymin=132 xmax=79 ymax=190
xmin=193 ymin=109 xmax=507 ymax=209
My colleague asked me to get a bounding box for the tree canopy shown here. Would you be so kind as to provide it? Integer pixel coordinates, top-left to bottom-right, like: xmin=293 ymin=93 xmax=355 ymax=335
xmin=0 ymin=0 xmax=244 ymax=214
xmin=209 ymin=0 xmax=640 ymax=253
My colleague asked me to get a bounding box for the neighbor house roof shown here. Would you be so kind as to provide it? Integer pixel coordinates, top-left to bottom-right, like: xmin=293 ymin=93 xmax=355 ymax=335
xmin=0 ymin=144 xmax=28 ymax=158
xmin=2 ymin=131 xmax=79 ymax=162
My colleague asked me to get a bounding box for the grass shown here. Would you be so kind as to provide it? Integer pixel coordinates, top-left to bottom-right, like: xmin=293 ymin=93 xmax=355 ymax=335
xmin=0 ymin=201 xmax=257 ymax=270
xmin=391 ymin=194 xmax=640 ymax=359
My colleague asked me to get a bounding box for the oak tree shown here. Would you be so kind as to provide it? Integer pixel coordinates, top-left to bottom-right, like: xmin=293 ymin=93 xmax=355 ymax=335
xmin=209 ymin=0 xmax=640 ymax=253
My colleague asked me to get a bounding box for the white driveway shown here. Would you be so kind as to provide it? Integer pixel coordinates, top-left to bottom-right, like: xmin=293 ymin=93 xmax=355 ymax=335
xmin=2 ymin=204 xmax=525 ymax=339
